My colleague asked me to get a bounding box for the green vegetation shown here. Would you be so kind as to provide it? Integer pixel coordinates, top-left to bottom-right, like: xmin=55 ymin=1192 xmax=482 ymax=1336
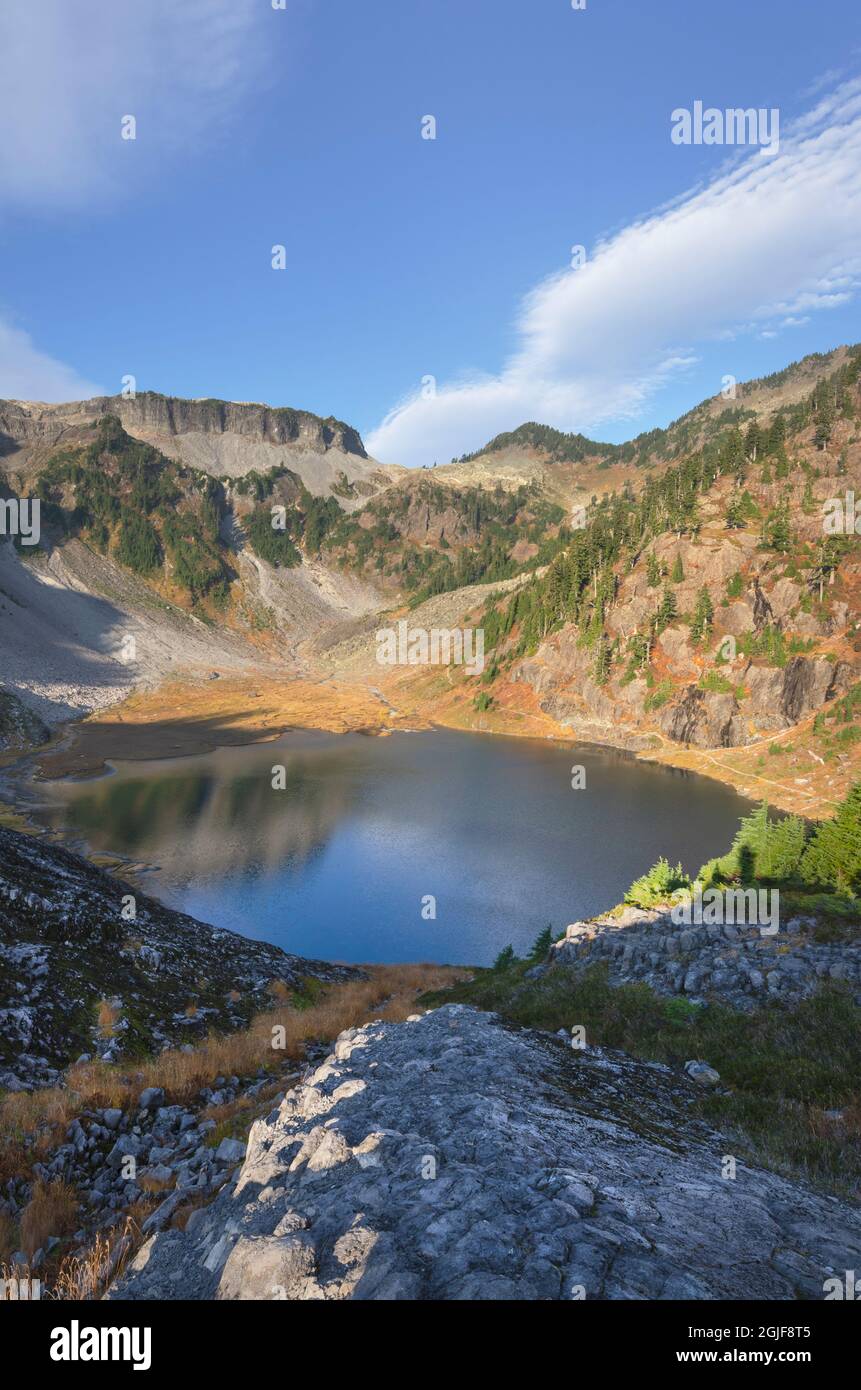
xmin=620 ymin=786 xmax=861 ymax=902
xmin=644 ymin=679 xmax=673 ymax=711
xmin=114 ymin=513 xmax=161 ymax=575
xmin=246 ymin=508 xmax=302 ymax=568
xmin=323 ymin=477 xmax=569 ymax=605
xmin=698 ymin=670 xmax=733 ymax=694
xmin=725 ymin=571 xmax=745 ymax=599
xmin=37 ymin=417 xmax=231 ymax=605
xmin=624 ymin=857 xmax=690 ymax=908
xmin=423 ymin=962 xmax=861 ymax=1194
xmin=423 ymin=779 xmax=861 ymax=1195
xmin=473 ymin=344 xmax=861 ymax=691
xmin=689 ymin=585 xmax=714 ymax=643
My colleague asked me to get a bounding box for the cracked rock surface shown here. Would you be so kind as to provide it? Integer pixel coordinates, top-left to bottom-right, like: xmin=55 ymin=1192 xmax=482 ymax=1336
xmin=110 ymin=1005 xmax=861 ymax=1301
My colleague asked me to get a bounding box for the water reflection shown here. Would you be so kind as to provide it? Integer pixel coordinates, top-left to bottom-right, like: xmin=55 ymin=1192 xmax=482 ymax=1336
xmin=35 ymin=729 xmax=754 ymax=966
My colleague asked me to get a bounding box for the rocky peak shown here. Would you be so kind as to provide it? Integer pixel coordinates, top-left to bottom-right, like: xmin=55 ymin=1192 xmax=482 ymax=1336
xmin=0 ymin=393 xmax=367 ymax=459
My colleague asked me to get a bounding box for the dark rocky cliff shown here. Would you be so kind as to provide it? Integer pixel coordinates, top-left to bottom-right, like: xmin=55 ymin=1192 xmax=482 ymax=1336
xmin=0 ymin=393 xmax=367 ymax=459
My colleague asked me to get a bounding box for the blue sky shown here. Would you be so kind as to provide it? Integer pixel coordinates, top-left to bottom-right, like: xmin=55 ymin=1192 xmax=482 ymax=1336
xmin=1 ymin=0 xmax=860 ymax=466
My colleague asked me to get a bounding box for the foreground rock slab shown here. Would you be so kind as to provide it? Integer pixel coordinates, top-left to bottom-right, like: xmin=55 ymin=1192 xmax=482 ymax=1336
xmin=0 ymin=825 xmax=360 ymax=1086
xmin=110 ymin=1005 xmax=861 ymax=1301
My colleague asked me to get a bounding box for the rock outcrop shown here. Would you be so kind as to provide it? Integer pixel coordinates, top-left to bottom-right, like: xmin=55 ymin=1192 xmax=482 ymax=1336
xmin=110 ymin=1005 xmax=861 ymax=1301
xmin=0 ymin=827 xmax=360 ymax=1090
xmin=0 ymin=687 xmax=49 ymax=751
xmin=546 ymin=907 xmax=861 ymax=1011
xmin=0 ymin=394 xmax=367 ymax=459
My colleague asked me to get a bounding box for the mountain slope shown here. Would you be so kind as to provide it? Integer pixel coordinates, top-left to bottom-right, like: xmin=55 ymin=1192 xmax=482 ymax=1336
xmin=362 ymin=346 xmax=861 ymax=813
xmin=0 ymin=825 xmax=360 ymax=1089
xmin=0 ymin=391 xmax=403 ymax=505
xmin=2 ymin=347 xmax=860 ymax=812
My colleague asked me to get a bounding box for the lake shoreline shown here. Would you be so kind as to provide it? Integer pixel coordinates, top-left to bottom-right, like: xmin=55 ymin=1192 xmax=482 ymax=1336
xmin=7 ymin=668 xmax=840 ymax=824
xmin=22 ymin=724 xmax=759 ymax=968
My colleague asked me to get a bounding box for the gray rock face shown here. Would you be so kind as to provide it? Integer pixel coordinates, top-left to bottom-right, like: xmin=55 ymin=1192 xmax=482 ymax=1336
xmin=0 ymin=688 xmax=49 ymax=751
xmin=109 ymin=1006 xmax=861 ymax=1302
xmin=551 ymin=910 xmax=861 ymax=1011
xmin=659 ymin=685 xmax=747 ymax=748
xmin=0 ymin=393 xmax=367 ymax=459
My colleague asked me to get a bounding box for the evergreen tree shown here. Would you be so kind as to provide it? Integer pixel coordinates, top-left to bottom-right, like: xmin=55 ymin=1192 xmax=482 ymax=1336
xmin=646 ymin=551 xmax=661 ymax=588
xmin=592 ymin=636 xmax=611 ymax=685
xmin=529 ymin=925 xmax=553 ymax=959
xmin=690 ymin=585 xmax=714 ymax=643
xmin=744 ymin=420 xmax=761 ymax=462
xmin=656 ymin=583 xmax=677 ymax=631
xmin=671 ymin=553 xmax=685 ymax=583
xmin=801 ymin=784 xmax=861 ymax=893
xmin=762 ymin=502 xmax=792 ymax=554
xmin=766 ymin=415 xmax=786 ymax=455
xmin=115 ymin=512 xmax=161 ymax=575
xmin=814 ymin=385 xmax=836 ymax=450
xmin=712 ymin=802 xmax=808 ymax=883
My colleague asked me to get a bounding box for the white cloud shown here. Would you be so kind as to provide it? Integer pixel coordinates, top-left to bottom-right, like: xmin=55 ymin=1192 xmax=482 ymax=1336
xmin=367 ymin=79 xmax=861 ymax=468
xmin=0 ymin=317 xmax=101 ymax=401
xmin=0 ymin=0 xmax=263 ymax=207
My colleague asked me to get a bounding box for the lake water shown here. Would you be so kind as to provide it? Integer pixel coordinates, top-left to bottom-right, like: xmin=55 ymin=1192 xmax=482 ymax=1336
xmin=33 ymin=729 xmax=754 ymax=965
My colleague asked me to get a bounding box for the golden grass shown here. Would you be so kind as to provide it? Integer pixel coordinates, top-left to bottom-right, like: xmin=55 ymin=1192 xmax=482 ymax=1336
xmin=34 ymin=674 xmax=410 ymax=779
xmin=137 ymin=1172 xmax=175 ymax=1195
xmin=0 ymin=963 xmax=469 ymax=1299
xmin=19 ymin=1179 xmax=79 ymax=1259
xmin=0 ymin=963 xmax=469 ymax=1179
xmin=49 ymin=1217 xmax=139 ymax=1301
xmin=96 ymin=998 xmax=120 ymax=1039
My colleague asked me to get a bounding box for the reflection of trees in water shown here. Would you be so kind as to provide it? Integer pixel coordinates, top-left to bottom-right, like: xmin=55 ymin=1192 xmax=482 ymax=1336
xmin=56 ymin=750 xmax=360 ymax=880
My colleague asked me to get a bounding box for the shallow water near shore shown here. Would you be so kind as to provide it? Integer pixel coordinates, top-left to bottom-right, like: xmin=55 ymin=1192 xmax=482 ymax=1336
xmin=30 ymin=728 xmax=757 ymax=965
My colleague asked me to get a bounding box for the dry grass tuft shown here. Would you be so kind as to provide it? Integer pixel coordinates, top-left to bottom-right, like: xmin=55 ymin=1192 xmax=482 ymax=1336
xmin=0 ymin=962 xmax=468 ymax=1213
xmin=50 ymin=1217 xmax=139 ymax=1301
xmin=19 ymin=1179 xmax=79 ymax=1259
xmin=96 ymin=998 xmax=120 ymax=1039
xmin=137 ymin=1171 xmax=175 ymax=1195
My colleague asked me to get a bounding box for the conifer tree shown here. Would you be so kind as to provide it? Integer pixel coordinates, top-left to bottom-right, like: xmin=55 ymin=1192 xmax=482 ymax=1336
xmin=801 ymin=784 xmax=861 ymax=893
xmin=656 ymin=583 xmax=677 ymax=631
xmin=690 ymin=585 xmax=714 ymax=643
xmin=725 ymin=494 xmax=744 ymax=529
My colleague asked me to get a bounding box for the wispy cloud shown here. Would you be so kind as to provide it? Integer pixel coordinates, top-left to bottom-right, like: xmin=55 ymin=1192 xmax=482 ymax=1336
xmin=0 ymin=0 xmax=264 ymax=208
xmin=0 ymin=318 xmax=101 ymax=401
xmin=367 ymin=79 xmax=861 ymax=467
